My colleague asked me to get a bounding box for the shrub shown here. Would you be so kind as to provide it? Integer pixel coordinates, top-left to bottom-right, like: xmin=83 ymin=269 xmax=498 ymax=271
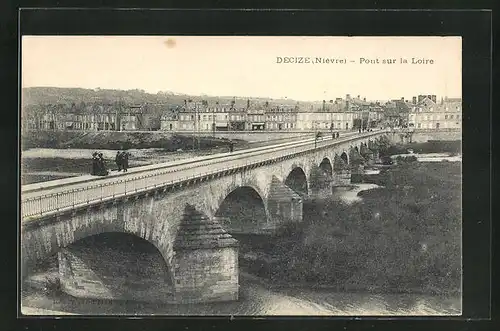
xmin=246 ymin=162 xmax=461 ymax=294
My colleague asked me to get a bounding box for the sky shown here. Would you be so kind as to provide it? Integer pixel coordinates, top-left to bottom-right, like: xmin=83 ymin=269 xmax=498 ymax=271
xmin=22 ymin=36 xmax=461 ymax=102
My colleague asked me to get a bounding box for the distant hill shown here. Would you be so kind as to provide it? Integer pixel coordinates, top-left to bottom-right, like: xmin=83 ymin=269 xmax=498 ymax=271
xmin=22 ymin=87 xmax=318 ymax=109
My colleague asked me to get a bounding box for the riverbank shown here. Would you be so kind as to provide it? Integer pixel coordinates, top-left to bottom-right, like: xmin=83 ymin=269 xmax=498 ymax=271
xmin=239 ymin=161 xmax=461 ymax=296
xmin=21 ymin=130 xmax=234 ymax=151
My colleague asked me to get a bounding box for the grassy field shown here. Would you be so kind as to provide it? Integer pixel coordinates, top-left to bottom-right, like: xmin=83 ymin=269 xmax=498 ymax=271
xmin=242 ymin=161 xmax=461 ymax=295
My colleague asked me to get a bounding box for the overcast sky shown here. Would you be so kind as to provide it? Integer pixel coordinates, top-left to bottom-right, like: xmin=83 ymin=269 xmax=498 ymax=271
xmin=22 ymin=36 xmax=461 ymax=102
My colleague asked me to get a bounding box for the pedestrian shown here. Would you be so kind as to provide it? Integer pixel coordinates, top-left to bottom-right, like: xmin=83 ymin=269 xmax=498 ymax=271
xmin=336 ymin=132 xmax=339 ymax=138
xmin=358 ymin=128 xmax=361 ymax=133
xmin=123 ymin=151 xmax=129 ymax=172
xmin=229 ymin=142 xmax=234 ymax=153
xmin=97 ymin=153 xmax=108 ymax=176
xmin=115 ymin=151 xmax=123 ymax=172
xmin=91 ymin=152 xmax=98 ymax=175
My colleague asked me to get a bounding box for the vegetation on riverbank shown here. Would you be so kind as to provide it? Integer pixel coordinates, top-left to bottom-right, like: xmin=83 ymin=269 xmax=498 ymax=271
xmin=241 ymin=161 xmax=461 ymax=295
xmin=21 ymin=130 xmax=233 ymax=151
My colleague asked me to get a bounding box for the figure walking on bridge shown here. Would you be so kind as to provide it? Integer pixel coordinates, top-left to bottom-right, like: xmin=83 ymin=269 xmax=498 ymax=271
xmin=115 ymin=151 xmax=123 ymax=172
xmin=123 ymin=151 xmax=129 ymax=172
xmin=96 ymin=153 xmax=109 ymax=176
xmin=91 ymin=152 xmax=99 ymax=175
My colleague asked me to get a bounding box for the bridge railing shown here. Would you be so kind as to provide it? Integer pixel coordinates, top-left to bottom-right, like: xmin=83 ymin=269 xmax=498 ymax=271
xmin=21 ymin=131 xmax=384 ymax=220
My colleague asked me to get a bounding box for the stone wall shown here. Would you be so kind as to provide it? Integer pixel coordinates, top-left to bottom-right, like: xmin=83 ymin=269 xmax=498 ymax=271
xmin=173 ymin=247 xmax=239 ymax=303
xmin=388 ymin=130 xmax=461 ymax=144
xmin=411 ymin=130 xmax=461 ymax=143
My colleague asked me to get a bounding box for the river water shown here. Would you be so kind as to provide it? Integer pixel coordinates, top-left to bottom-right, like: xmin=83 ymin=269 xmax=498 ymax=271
xmin=22 ymin=269 xmax=460 ymax=316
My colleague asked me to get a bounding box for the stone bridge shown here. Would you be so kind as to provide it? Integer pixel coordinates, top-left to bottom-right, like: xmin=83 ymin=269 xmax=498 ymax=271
xmin=21 ymin=130 xmax=387 ymax=304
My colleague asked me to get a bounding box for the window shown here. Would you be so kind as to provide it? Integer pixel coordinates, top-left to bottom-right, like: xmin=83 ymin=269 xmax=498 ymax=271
xmin=417 ymin=123 xmax=421 ymax=128
xmin=450 ymin=115 xmax=454 ymax=119
xmin=445 ymin=115 xmax=448 ymax=119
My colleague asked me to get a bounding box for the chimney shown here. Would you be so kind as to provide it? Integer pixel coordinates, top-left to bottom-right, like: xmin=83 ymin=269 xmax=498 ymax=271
xmin=401 ymin=97 xmax=404 ymax=101
xmin=431 ymin=95 xmax=437 ymax=103
xmin=363 ymin=97 xmax=366 ymax=101
xmin=357 ymin=95 xmax=360 ymax=99
xmin=412 ymin=96 xmax=417 ymax=104
xmin=346 ymin=94 xmax=351 ymax=100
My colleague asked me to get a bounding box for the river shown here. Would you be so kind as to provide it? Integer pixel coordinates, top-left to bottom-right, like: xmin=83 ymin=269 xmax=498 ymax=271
xmin=22 ymin=268 xmax=460 ymax=316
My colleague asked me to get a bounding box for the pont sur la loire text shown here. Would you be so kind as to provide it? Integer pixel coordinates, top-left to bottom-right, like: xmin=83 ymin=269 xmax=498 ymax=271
xmin=276 ymin=57 xmax=434 ymax=64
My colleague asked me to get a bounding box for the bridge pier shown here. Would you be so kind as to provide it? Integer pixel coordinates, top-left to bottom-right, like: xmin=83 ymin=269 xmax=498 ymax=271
xmin=309 ymin=165 xmax=333 ymax=199
xmin=349 ymin=148 xmax=366 ymax=184
xmin=172 ymin=204 xmax=239 ymax=303
xmin=267 ymin=176 xmax=303 ymax=231
xmin=360 ymin=144 xmax=375 ymax=166
xmin=332 ymin=155 xmax=351 ymax=187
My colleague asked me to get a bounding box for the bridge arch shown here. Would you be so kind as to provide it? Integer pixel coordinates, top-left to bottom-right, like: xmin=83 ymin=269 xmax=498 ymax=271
xmin=22 ymin=218 xmax=176 ymax=286
xmin=214 ymin=185 xmax=269 ymax=232
xmin=284 ymin=166 xmax=309 ymax=197
xmin=319 ymin=157 xmax=333 ymax=176
xmin=340 ymin=151 xmax=349 ymax=165
xmin=63 ymin=231 xmax=173 ymax=279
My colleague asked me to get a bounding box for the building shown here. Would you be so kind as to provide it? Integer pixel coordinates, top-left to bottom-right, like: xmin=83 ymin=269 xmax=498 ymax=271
xmin=157 ymin=95 xmax=385 ymax=133
xmin=383 ymin=97 xmax=413 ymax=128
xmin=21 ymin=101 xmax=150 ymax=131
xmin=246 ymin=103 xmax=266 ymax=131
xmin=407 ymin=96 xmax=462 ymax=130
xmin=163 ymin=102 xmax=235 ymax=132
xmin=160 ymin=106 xmax=181 ymax=131
xmin=227 ymin=106 xmax=247 ymax=131
xmin=265 ymin=105 xmax=298 ymax=131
